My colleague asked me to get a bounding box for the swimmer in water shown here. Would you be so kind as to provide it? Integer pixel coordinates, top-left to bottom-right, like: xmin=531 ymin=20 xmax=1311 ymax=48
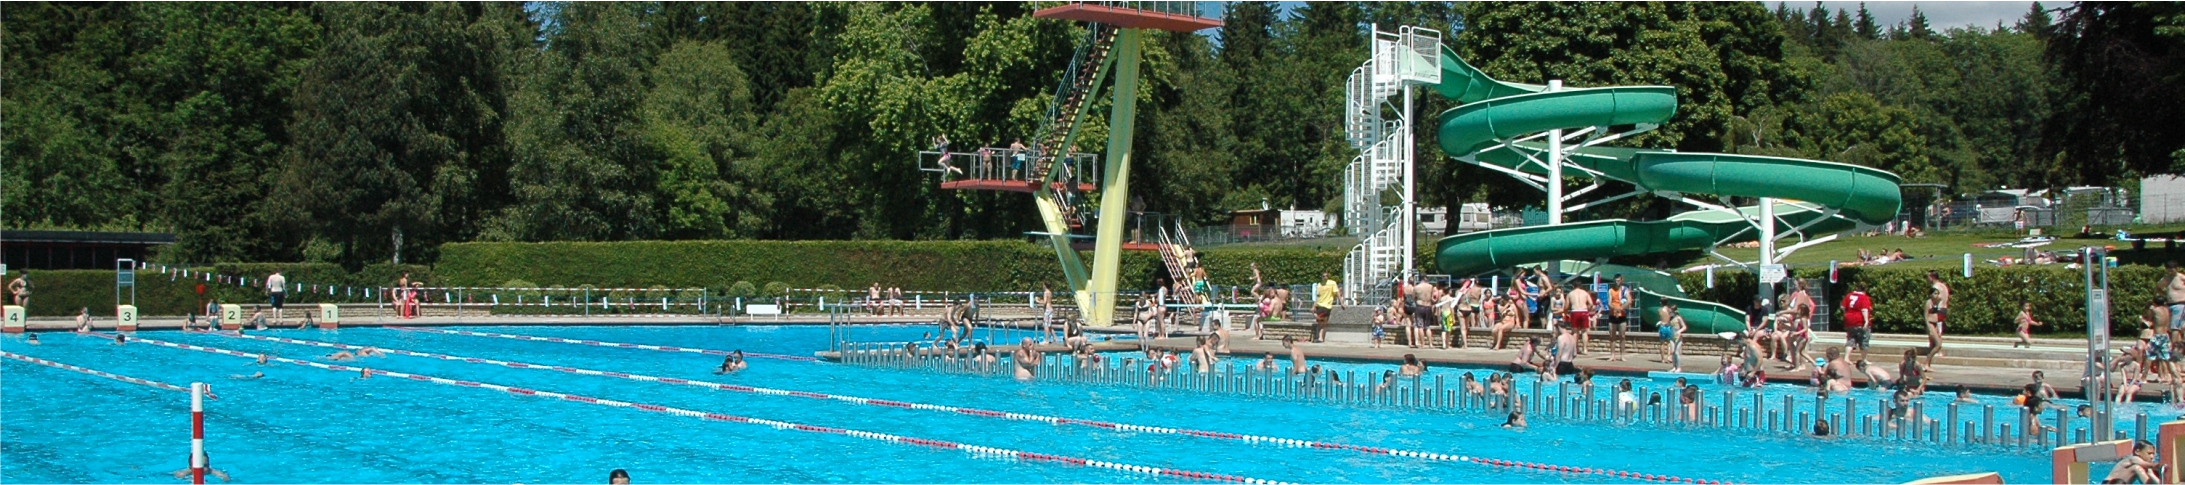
xmin=228 ymin=372 xmax=264 ymax=380
xmin=360 ymin=368 xmax=373 ymax=379
xmin=255 ymin=354 xmax=269 ymax=365
xmin=1283 ymin=335 xmax=1306 ymax=373
xmin=25 ymin=333 xmax=38 ymax=345
xmin=1255 ymin=353 xmax=1277 ymax=372
xmin=356 ymin=347 xmax=386 ymax=358
xmin=326 ymin=351 xmax=356 ymax=361
xmin=1502 ymin=408 xmax=1527 ymax=429
xmin=610 ymin=469 xmax=631 ymax=485
xmin=171 ymin=451 xmax=232 ymax=482
xmin=112 ymin=334 xmax=127 ymax=346
xmin=1013 ymin=338 xmax=1040 ymax=381
xmin=714 ymin=350 xmax=747 ymax=374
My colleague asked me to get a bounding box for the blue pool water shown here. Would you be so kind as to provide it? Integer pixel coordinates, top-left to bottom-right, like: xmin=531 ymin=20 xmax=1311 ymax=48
xmin=0 ymin=325 xmax=2082 ymax=483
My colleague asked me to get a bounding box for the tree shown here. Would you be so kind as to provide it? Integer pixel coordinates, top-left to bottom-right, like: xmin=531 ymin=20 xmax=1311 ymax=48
xmin=486 ymin=2 xmax=662 ymax=242
xmin=276 ymin=2 xmax=523 ymax=266
xmin=642 ymin=41 xmax=759 ymax=239
xmin=2018 ymin=2 xmax=2054 ymax=38
xmin=1855 ymin=3 xmax=1881 ymax=40
xmin=1906 ymin=6 xmax=1935 ymax=40
xmin=2042 ymin=2 xmax=2185 ymax=184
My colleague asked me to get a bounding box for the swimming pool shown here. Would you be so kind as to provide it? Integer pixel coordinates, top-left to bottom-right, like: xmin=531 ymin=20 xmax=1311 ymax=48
xmin=0 ymin=325 xmax=2089 ymax=483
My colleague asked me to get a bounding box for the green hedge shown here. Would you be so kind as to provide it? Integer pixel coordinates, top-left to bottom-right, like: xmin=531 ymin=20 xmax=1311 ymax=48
xmin=1676 ymin=264 xmax=2166 ymax=336
xmin=18 ymin=263 xmax=430 ymax=317
xmin=432 ymin=240 xmax=1344 ymax=294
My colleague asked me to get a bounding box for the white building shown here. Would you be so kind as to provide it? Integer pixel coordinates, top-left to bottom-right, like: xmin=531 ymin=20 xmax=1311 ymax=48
xmin=1280 ymin=209 xmax=1334 ymax=238
xmin=2145 ymin=175 xmax=2185 ymax=224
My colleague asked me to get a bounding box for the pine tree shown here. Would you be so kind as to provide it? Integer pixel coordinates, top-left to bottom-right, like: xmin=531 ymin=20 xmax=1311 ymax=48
xmin=1908 ymin=5 xmax=1934 ymax=39
xmin=2017 ymin=2 xmax=2052 ymax=38
xmin=1854 ymin=3 xmax=1880 ymax=40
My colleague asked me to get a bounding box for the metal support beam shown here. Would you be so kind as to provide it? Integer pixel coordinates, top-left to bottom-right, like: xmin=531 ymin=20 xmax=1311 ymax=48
xmin=1084 ymin=29 xmax=1143 ymax=327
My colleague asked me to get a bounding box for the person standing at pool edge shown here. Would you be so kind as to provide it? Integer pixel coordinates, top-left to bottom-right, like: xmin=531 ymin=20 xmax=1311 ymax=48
xmin=8 ymin=271 xmax=29 ymax=309
xmin=1841 ymin=283 xmax=1874 ymax=363
xmin=266 ymin=269 xmax=287 ymax=323
xmin=1605 ymin=275 xmax=1629 ymax=361
xmin=2165 ymin=262 xmax=2185 ymax=345
xmin=1924 ymin=270 xmax=1951 ymax=364
xmin=1314 ymin=273 xmax=1338 ymax=343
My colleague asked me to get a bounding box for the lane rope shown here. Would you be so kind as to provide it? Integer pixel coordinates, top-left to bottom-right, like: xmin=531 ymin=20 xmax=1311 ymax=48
xmin=99 ymin=333 xmax=1283 ymax=484
xmin=209 ymin=331 xmax=1726 ymax=484
xmin=0 ymin=350 xmax=205 ymax=397
xmin=393 ymin=327 xmax=816 ymax=361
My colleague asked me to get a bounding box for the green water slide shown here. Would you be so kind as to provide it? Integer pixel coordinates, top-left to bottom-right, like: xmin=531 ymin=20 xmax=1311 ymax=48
xmin=1428 ymin=46 xmax=1904 ymax=333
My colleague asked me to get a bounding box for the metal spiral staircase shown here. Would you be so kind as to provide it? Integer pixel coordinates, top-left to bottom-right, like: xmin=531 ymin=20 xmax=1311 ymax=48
xmin=1342 ymin=26 xmax=1441 ymax=304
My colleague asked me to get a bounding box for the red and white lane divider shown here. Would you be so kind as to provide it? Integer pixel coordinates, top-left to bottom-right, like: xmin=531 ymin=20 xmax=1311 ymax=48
xmin=104 ymin=333 xmax=1283 ymax=484
xmin=208 ymin=331 xmax=1729 ymax=485
xmin=392 ymin=327 xmax=816 ymax=361
xmin=0 ymin=350 xmax=206 ymax=397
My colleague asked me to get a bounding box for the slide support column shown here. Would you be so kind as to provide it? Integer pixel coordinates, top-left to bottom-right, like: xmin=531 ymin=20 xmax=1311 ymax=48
xmin=1758 ymin=197 xmax=1778 ymax=313
xmin=1546 ymin=80 xmax=1565 ymax=226
xmin=1086 ymin=28 xmax=1143 ymax=327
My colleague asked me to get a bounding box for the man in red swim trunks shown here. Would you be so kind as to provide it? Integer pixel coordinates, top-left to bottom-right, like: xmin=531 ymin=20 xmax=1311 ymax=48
xmin=1564 ymin=284 xmax=1595 ymax=354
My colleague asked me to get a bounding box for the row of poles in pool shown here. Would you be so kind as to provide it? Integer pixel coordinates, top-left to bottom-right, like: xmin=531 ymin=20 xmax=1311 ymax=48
xmin=835 ymin=340 xmax=2155 ymax=451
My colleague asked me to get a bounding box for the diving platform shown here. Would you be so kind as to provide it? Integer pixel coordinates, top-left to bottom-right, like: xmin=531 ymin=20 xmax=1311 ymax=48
xmin=1032 ymin=1 xmax=1222 ymax=32
xmin=920 ymin=149 xmax=1099 ymax=193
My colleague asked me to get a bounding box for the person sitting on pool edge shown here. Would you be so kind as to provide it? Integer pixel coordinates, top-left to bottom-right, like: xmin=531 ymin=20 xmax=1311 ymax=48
xmin=2103 ymin=440 xmax=2161 ymax=484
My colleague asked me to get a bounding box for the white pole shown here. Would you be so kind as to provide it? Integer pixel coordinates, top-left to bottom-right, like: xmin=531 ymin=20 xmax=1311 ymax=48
xmin=1402 ymin=83 xmax=1416 ymax=279
xmin=1759 ymin=197 xmax=1778 ymax=311
xmin=1546 ymin=80 xmax=1565 ymax=226
xmin=190 ymin=382 xmax=205 ymax=485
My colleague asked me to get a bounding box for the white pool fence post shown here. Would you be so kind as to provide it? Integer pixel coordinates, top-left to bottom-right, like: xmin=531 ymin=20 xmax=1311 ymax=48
xmin=190 ymin=382 xmax=205 ymax=485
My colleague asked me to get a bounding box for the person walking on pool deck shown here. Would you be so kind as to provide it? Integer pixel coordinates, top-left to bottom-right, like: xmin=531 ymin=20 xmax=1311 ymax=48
xmin=2014 ymin=301 xmax=2046 ymax=349
xmin=1841 ymin=283 xmax=1874 ymax=363
xmin=1924 ymin=270 xmax=1951 ymax=364
xmin=266 ymin=269 xmax=287 ymax=323
xmin=1313 ymin=273 xmax=1338 ymax=343
xmin=1605 ymin=275 xmax=1630 ymax=361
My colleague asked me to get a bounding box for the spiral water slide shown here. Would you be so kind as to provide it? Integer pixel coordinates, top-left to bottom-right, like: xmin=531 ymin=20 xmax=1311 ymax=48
xmin=1430 ymin=46 xmax=1903 ymax=333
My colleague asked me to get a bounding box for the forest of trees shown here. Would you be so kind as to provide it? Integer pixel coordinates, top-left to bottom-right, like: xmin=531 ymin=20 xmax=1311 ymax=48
xmin=5 ymin=2 xmax=2182 ymax=267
